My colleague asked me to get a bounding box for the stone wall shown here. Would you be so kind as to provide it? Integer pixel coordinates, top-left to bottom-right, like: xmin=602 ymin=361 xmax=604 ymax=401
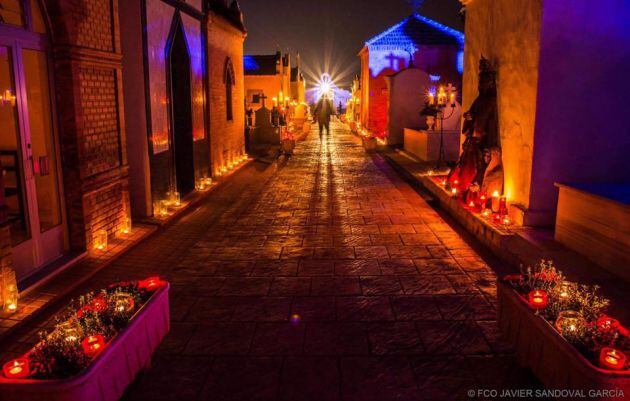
xmin=206 ymin=14 xmax=246 ymax=175
xmin=462 ymin=0 xmax=542 ymax=215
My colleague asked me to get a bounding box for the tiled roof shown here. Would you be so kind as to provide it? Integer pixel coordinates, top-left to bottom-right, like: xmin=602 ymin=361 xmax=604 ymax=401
xmin=244 ymin=54 xmax=280 ymax=75
xmin=365 ymin=13 xmax=464 ymax=51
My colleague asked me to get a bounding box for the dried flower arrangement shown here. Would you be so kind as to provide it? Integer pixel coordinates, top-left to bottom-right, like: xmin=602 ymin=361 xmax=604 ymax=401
xmin=505 ymin=260 xmax=628 ymax=370
xmin=3 ymin=278 xmax=165 ymax=380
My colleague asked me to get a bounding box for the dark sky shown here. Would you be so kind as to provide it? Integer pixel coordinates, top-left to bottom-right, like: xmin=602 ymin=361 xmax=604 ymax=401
xmin=239 ymin=0 xmax=463 ymax=90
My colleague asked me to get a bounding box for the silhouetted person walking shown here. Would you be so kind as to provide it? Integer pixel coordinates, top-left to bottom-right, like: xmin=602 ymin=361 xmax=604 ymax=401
xmin=314 ymin=95 xmax=335 ymax=139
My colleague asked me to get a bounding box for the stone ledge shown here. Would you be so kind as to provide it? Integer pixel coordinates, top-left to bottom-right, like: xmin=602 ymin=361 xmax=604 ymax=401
xmin=380 ymin=147 xmax=630 ymax=322
xmin=0 ymin=224 xmax=157 ymax=345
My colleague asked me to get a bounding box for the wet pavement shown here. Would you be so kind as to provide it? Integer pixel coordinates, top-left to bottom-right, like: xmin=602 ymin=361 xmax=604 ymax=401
xmin=0 ymin=123 xmax=542 ymax=401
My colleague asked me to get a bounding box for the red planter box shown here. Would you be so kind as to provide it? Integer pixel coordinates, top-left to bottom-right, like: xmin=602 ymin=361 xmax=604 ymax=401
xmin=497 ymin=280 xmax=629 ymax=399
xmin=0 ymin=284 xmax=170 ymax=401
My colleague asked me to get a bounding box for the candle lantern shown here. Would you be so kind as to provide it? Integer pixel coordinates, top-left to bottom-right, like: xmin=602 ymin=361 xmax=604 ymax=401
xmin=499 ymin=196 xmax=508 ymax=216
xmin=195 ymin=178 xmax=206 ymax=191
xmin=599 ymin=348 xmax=626 ymax=371
xmin=204 ymin=177 xmax=213 ymax=186
xmin=58 ymin=319 xmax=83 ymax=342
xmin=113 ymin=292 xmax=135 ymax=313
xmin=555 ymin=310 xmax=585 ymax=335
xmin=82 ymin=334 xmax=106 ymax=357
xmin=2 ymin=267 xmax=19 ymax=313
xmin=139 ymin=276 xmax=163 ymax=292
xmin=159 ymin=200 xmax=169 ymax=216
xmin=2 ymin=358 xmax=30 ymax=379
xmin=93 ymin=229 xmax=108 ymax=251
xmin=527 ymin=290 xmax=548 ymax=310
xmin=120 ymin=215 xmax=132 ymax=235
xmin=153 ymin=200 xmax=163 ymax=217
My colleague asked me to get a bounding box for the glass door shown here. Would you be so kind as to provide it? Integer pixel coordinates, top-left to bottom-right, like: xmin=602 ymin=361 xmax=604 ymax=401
xmin=0 ymin=1 xmax=66 ymax=281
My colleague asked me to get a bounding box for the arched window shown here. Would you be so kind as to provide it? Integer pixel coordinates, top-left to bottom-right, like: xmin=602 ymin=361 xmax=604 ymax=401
xmin=224 ymin=57 xmax=235 ymax=121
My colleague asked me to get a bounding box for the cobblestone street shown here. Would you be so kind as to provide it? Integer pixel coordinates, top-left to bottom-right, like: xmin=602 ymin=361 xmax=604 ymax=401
xmin=0 ymin=124 xmax=540 ymax=400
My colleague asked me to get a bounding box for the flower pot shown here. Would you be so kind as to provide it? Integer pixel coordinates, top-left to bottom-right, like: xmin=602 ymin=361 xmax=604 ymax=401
xmin=0 ymin=284 xmax=171 ymax=401
xmin=497 ymin=280 xmax=629 ymax=398
xmin=362 ymin=137 xmax=377 ymax=152
xmin=282 ymin=139 xmax=295 ymax=154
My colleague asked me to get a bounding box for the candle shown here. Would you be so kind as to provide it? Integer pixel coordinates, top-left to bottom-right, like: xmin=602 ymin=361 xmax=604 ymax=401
xmin=120 ymin=216 xmax=132 ymax=235
xmin=441 ymin=179 xmax=447 ymax=187
xmin=599 ymin=348 xmax=626 ymax=371
xmin=3 ymin=358 xmax=30 ymax=379
xmin=527 ymin=290 xmax=548 ymax=310
xmin=82 ymin=334 xmax=106 ymax=357
xmin=498 ymin=196 xmax=508 ymax=216
xmin=451 ymin=188 xmax=457 ymax=196
xmin=596 ymin=315 xmax=620 ymax=332
xmin=555 ymin=310 xmax=585 ymax=334
xmin=491 ymin=191 xmax=500 ymax=213
xmin=502 ymin=216 xmax=511 ymax=226
xmin=482 ymin=209 xmax=491 ymax=218
xmin=139 ymin=276 xmax=163 ymax=291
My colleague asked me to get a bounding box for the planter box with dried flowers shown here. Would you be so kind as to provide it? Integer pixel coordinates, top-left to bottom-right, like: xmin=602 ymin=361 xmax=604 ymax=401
xmin=0 ymin=278 xmax=170 ymax=401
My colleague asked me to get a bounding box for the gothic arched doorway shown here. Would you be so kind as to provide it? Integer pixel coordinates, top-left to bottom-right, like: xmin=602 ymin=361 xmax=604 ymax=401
xmin=166 ymin=14 xmax=194 ymax=196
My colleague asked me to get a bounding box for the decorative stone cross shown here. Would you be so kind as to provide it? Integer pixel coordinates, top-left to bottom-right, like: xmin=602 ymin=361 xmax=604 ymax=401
xmin=260 ymin=93 xmax=268 ymax=108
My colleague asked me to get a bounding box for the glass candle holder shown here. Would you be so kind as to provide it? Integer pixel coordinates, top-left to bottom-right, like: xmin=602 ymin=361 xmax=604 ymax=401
xmin=139 ymin=276 xmax=163 ymax=292
xmin=170 ymin=192 xmax=181 ymax=207
xmin=120 ymin=216 xmax=132 ymax=235
xmin=555 ymin=310 xmax=585 ymax=334
xmin=596 ymin=315 xmax=620 ymax=332
xmin=2 ymin=268 xmax=19 ymax=313
xmin=82 ymin=334 xmax=106 ymax=357
xmin=491 ymin=191 xmax=501 ymax=213
xmin=499 ymin=196 xmax=508 ymax=216
xmin=557 ymin=281 xmax=571 ymax=300
xmin=159 ymin=200 xmax=169 ymax=216
xmin=113 ymin=292 xmax=135 ymax=313
xmin=2 ymin=358 xmax=30 ymax=379
xmin=527 ymin=290 xmax=548 ymax=310
xmin=93 ymin=229 xmax=108 ymax=251
xmin=58 ymin=319 xmax=83 ymax=343
xmin=599 ymin=347 xmax=626 ymax=371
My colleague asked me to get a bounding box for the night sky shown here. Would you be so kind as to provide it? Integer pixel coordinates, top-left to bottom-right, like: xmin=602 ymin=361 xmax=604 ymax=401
xmin=239 ymin=0 xmax=463 ymax=90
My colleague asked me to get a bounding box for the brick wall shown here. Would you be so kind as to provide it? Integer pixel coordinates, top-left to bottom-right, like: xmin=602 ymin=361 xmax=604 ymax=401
xmin=44 ymin=0 xmax=129 ymax=251
xmin=206 ymin=14 xmax=246 ymax=175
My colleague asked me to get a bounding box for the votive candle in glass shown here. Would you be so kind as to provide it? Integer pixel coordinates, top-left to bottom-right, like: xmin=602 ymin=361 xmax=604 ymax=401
xmin=2 ymin=358 xmax=30 ymax=379
xmin=599 ymin=347 xmax=626 ymax=371
xmin=527 ymin=290 xmax=548 ymax=310
xmin=82 ymin=334 xmax=105 ymax=357
xmin=555 ymin=310 xmax=585 ymax=334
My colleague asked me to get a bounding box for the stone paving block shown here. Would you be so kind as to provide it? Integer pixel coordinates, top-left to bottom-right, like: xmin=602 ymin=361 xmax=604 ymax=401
xmin=199 ymin=357 xmax=283 ymax=401
xmin=304 ymin=322 xmax=369 ymax=355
